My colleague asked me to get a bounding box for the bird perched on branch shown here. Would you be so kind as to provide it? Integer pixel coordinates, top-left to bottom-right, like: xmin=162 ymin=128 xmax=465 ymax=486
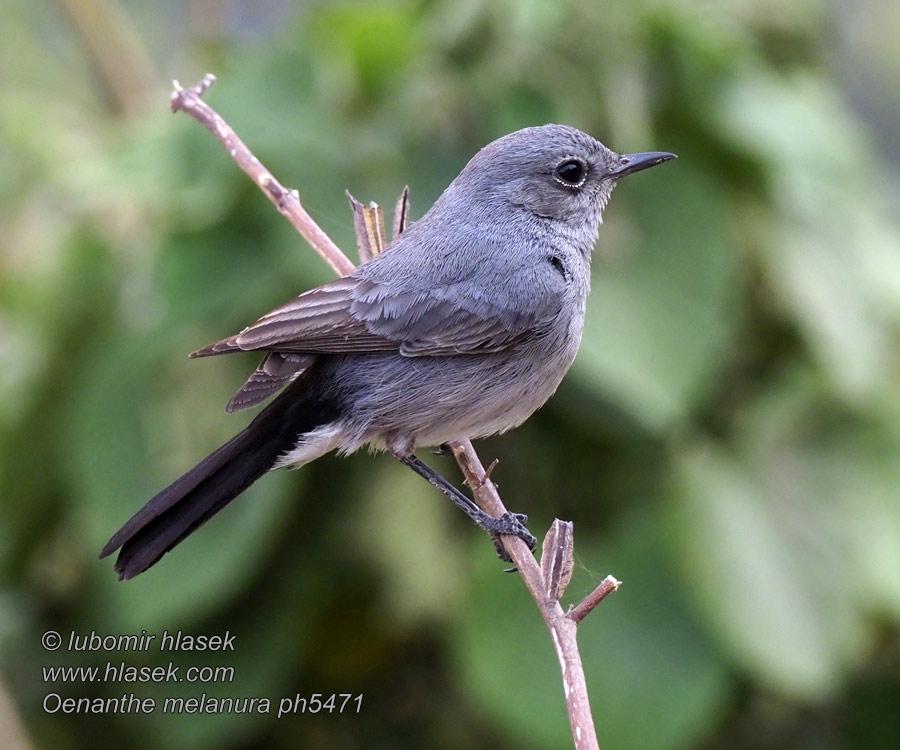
xmin=101 ymin=124 xmax=675 ymax=580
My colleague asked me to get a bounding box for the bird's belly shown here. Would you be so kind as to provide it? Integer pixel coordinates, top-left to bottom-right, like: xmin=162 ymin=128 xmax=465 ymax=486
xmin=335 ymin=320 xmax=583 ymax=453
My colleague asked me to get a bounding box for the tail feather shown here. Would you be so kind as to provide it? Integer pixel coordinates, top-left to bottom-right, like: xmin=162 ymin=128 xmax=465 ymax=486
xmin=100 ymin=384 xmax=339 ymax=580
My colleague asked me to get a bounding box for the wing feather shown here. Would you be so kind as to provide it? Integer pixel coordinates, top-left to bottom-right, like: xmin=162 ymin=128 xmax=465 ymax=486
xmin=225 ymin=352 xmax=315 ymax=413
xmin=190 ymin=239 xmax=564 ymax=359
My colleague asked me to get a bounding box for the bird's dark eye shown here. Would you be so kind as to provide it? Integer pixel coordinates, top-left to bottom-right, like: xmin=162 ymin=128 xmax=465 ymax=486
xmin=554 ymin=158 xmax=588 ymax=187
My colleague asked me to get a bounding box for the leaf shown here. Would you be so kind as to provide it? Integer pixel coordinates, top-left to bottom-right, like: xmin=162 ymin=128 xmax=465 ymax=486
xmin=717 ymin=73 xmax=900 ymax=403
xmin=668 ymin=437 xmax=871 ymax=699
xmin=800 ymin=429 xmax=900 ymax=622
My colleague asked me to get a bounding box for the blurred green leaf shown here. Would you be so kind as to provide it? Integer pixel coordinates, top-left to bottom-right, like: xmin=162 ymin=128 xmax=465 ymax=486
xmin=669 ymin=435 xmax=871 ymax=699
xmin=573 ymin=160 xmax=740 ymax=431
xmin=718 ymin=73 xmax=900 ymax=403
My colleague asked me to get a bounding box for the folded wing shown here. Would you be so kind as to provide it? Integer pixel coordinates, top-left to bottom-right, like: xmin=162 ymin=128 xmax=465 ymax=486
xmin=191 ymin=248 xmax=563 ymax=409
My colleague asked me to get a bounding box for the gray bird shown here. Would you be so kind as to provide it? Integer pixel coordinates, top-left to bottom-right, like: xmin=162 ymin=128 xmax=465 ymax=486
xmin=101 ymin=124 xmax=675 ymax=580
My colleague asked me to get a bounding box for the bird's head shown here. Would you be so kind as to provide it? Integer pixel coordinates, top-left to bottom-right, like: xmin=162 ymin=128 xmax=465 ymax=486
xmin=450 ymin=124 xmax=676 ymax=239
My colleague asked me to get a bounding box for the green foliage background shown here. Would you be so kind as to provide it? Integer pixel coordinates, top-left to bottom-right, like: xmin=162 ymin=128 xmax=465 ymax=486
xmin=2 ymin=1 xmax=900 ymax=748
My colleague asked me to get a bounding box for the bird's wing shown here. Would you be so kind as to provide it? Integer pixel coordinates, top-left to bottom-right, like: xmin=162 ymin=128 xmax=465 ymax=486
xmin=225 ymin=352 xmax=316 ymax=413
xmin=191 ymin=253 xmax=564 ymax=360
xmin=190 ymin=277 xmax=392 ymax=358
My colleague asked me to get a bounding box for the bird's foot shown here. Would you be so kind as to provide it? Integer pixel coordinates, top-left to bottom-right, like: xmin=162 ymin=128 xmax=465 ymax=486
xmin=483 ymin=512 xmax=536 ymax=565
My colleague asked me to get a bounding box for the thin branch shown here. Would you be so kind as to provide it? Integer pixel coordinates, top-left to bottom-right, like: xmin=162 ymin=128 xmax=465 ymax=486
xmin=451 ymin=442 xmax=601 ymax=750
xmin=170 ymin=75 xmax=618 ymax=750
xmin=170 ymin=75 xmax=355 ymax=277
xmin=568 ymin=576 xmax=622 ymax=626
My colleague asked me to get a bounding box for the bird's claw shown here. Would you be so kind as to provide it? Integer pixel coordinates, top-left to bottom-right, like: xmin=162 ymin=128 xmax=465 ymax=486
xmin=485 ymin=511 xmax=536 ymax=565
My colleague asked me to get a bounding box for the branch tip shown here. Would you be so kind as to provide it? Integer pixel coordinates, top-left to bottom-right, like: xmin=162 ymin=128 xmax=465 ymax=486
xmin=196 ymin=72 xmax=216 ymax=95
xmin=568 ymin=575 xmax=622 ymax=625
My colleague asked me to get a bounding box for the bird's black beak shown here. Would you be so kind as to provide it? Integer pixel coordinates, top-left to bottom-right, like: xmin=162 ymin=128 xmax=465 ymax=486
xmin=613 ymin=151 xmax=677 ymax=178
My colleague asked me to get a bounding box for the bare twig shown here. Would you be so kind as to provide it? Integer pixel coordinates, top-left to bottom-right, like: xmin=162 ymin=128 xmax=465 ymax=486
xmin=451 ymin=443 xmax=602 ymax=750
xmin=170 ymin=75 xmax=619 ymax=750
xmin=568 ymin=576 xmax=622 ymax=626
xmin=170 ymin=75 xmax=354 ymax=277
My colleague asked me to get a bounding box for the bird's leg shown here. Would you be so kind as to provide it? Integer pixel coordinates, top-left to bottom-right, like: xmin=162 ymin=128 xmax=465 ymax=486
xmin=393 ymin=452 xmax=536 ymax=562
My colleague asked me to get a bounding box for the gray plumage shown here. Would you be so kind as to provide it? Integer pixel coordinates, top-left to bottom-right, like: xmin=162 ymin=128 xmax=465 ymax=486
xmin=101 ymin=124 xmax=675 ymax=579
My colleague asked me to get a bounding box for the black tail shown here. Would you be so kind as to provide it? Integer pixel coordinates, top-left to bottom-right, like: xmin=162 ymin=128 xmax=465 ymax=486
xmin=100 ymin=384 xmax=337 ymax=580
